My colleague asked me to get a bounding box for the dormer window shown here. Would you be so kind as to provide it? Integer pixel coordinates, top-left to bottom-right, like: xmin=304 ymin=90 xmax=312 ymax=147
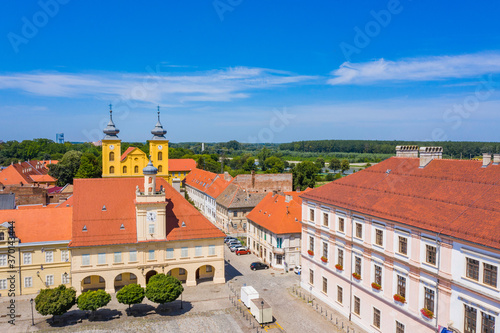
xmin=102 ymin=205 xmax=107 ymax=211
xmin=120 ymin=224 xmax=125 ymax=230
xmin=181 ymin=221 xmax=186 ymax=227
xmin=82 ymin=225 xmax=87 ymax=232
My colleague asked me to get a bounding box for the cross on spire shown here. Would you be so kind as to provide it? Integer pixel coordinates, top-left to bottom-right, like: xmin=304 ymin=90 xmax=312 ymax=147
xmin=109 ymin=104 xmax=113 ymax=119
xmin=157 ymin=105 xmax=160 ymax=121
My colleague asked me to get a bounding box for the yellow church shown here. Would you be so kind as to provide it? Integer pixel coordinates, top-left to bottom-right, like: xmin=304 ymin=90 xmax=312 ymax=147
xmin=102 ymin=106 xmax=179 ymax=183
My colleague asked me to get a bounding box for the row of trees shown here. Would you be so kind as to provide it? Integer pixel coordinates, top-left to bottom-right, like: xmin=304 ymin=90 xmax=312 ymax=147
xmin=35 ymin=274 xmax=184 ymax=322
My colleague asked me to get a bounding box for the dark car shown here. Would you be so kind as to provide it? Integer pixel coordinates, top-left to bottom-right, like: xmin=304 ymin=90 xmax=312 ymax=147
xmin=250 ymin=262 xmax=269 ymax=271
xmin=224 ymin=236 xmax=238 ymax=244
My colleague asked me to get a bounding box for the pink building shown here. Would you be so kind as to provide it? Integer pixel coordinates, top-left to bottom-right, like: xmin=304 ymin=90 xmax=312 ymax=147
xmin=300 ymin=147 xmax=500 ymax=333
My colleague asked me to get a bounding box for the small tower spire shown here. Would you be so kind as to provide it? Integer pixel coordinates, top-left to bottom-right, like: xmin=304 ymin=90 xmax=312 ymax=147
xmin=151 ymin=106 xmax=167 ymax=140
xmin=103 ymin=104 xmax=120 ymax=139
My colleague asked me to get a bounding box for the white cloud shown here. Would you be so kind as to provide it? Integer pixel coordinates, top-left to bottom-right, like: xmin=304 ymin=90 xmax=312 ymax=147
xmin=328 ymin=52 xmax=500 ymax=85
xmin=0 ymin=67 xmax=317 ymax=103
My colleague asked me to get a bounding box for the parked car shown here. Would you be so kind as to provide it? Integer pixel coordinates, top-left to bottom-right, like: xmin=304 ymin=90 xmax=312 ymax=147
xmin=229 ymin=244 xmax=242 ymax=252
xmin=227 ymin=240 xmax=241 ymax=247
xmin=224 ymin=236 xmax=238 ymax=244
xmin=294 ymin=265 xmax=301 ymax=275
xmin=250 ymin=262 xmax=269 ymax=271
xmin=236 ymin=247 xmax=250 ymax=255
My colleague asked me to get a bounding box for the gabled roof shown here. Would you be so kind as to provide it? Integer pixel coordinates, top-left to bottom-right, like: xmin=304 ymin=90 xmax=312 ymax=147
xmin=169 ymin=159 xmax=196 ymax=172
xmin=0 ymin=160 xmax=51 ymax=185
xmin=185 ymin=168 xmax=231 ymax=198
xmin=70 ymin=177 xmax=224 ymax=247
xmin=30 ymin=174 xmax=57 ymax=183
xmin=301 ymin=157 xmax=500 ymax=250
xmin=0 ymin=206 xmax=72 ymax=243
xmin=217 ymin=183 xmax=267 ymax=209
xmin=247 ymin=189 xmax=311 ymax=234
xmin=120 ymin=147 xmax=141 ymax=161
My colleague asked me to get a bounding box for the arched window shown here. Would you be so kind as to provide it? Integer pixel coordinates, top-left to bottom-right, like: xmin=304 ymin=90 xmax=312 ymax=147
xmin=0 ymin=232 xmax=4 ymax=241
xmin=109 ymin=166 xmax=115 ymax=174
xmin=149 ymin=177 xmax=153 ymax=184
xmin=123 ymin=166 xmax=127 ymax=174
xmin=158 ymin=152 xmax=163 ymax=161
xmin=158 ymin=165 xmax=162 ymax=172
xmin=134 ymin=165 xmax=139 ymax=173
xmin=109 ymin=152 xmax=115 ymax=162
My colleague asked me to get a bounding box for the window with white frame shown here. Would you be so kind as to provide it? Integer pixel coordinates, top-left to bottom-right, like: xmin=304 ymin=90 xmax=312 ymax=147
xmin=375 ymin=229 xmax=383 ymax=246
xmin=425 ymin=245 xmax=437 ymax=265
xmin=129 ymin=250 xmax=137 ymax=262
xmin=309 ymin=236 xmax=314 ymax=252
xmin=114 ymin=252 xmax=122 ymax=263
xmin=464 ymin=305 xmax=477 ymax=333
xmin=354 ymin=296 xmax=360 ymax=315
xmin=309 ymin=208 xmax=315 ymax=222
xmin=97 ymin=253 xmax=106 ymax=264
xmin=181 ymin=247 xmax=188 ymax=258
xmin=374 ymin=264 xmax=382 ymax=285
xmin=338 ymin=217 xmax=345 ymax=232
xmin=309 ymin=269 xmax=314 ymax=284
xmin=208 ymin=245 xmax=216 ymax=255
xmin=0 ymin=254 xmax=6 ymax=266
xmin=483 ymin=263 xmax=498 ymax=288
xmin=23 ymin=252 xmax=32 ymax=265
xmin=62 ymin=273 xmax=70 ymax=284
xmin=195 ymin=246 xmax=202 ymax=257
xmin=397 ymin=275 xmax=406 ymax=298
xmin=355 ymin=256 xmax=362 ymax=276
xmin=337 ymin=248 xmax=344 ymax=267
xmin=355 ymin=223 xmax=363 ymax=239
xmin=323 ymin=212 xmax=329 ymax=227
xmin=24 ymin=276 xmax=32 ymax=288
xmin=46 ymin=275 xmax=54 ymax=286
xmin=396 ymin=321 xmax=405 ymax=333
xmin=45 ymin=251 xmax=53 ymax=263
xmin=166 ymin=248 xmax=174 ymax=259
xmin=373 ymin=308 xmax=381 ymax=328
xmin=82 ymin=254 xmax=90 ymax=266
xmin=481 ymin=312 xmax=495 ymax=333
xmin=398 ymin=236 xmax=408 ymax=255
xmin=337 ymin=286 xmax=343 ymax=303
xmin=424 ymin=287 xmax=435 ymax=313
xmin=322 ymin=277 xmax=328 ymax=294
xmin=148 ymin=249 xmax=155 ymax=260
xmin=322 ymin=242 xmax=328 ymax=259
xmin=61 ymin=250 xmax=69 ymax=262
xmin=0 ymin=279 xmax=7 ymax=290
xmin=466 ymin=257 xmax=480 ymax=280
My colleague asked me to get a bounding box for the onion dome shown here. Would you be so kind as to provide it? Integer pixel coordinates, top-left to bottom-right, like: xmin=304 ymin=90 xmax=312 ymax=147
xmin=143 ymin=156 xmax=158 ymax=175
xmin=151 ymin=106 xmax=167 ymax=140
xmin=103 ymin=104 xmax=120 ymax=139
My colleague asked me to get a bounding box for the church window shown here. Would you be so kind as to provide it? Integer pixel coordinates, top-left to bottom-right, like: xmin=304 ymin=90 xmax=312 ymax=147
xmin=134 ymin=166 xmax=139 ymax=173
xmin=158 ymin=165 xmax=162 ymax=172
xmin=109 ymin=152 xmax=114 ymax=162
xmin=158 ymin=152 xmax=163 ymax=161
xmin=123 ymin=166 xmax=127 ymax=173
xmin=109 ymin=166 xmax=115 ymax=174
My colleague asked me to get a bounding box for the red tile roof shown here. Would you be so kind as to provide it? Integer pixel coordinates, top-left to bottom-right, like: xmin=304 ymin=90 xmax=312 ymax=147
xmin=30 ymin=174 xmax=57 ymax=183
xmin=0 ymin=206 xmax=72 ymax=243
xmin=247 ymin=189 xmax=311 ymax=234
xmin=70 ymin=177 xmax=224 ymax=247
xmin=184 ymin=168 xmax=231 ymax=199
xmin=121 ymin=147 xmax=137 ymax=161
xmin=0 ymin=161 xmax=52 ymax=185
xmin=169 ymin=159 xmax=196 ymax=172
xmin=301 ymin=157 xmax=500 ymax=250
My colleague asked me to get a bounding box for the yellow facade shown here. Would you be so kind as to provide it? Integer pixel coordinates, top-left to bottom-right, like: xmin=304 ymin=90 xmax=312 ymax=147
xmin=0 ymin=231 xmax=71 ymax=296
xmin=70 ymin=239 xmax=225 ymax=294
xmin=101 ymin=140 xmax=171 ymax=183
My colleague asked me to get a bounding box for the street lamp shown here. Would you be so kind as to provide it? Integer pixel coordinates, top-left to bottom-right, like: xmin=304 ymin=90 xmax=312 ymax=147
xmin=260 ymin=300 xmax=264 ymax=328
xmin=30 ymin=298 xmax=34 ymax=326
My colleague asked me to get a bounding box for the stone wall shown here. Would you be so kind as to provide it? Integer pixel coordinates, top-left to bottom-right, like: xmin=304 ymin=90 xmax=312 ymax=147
xmin=232 ymin=172 xmax=292 ymax=193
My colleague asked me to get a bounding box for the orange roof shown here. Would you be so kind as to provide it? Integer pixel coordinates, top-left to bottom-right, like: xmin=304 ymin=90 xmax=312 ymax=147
xmin=185 ymin=168 xmax=231 ymax=198
xmin=301 ymin=157 xmax=500 ymax=250
xmin=121 ymin=147 xmax=137 ymax=161
xmin=30 ymin=174 xmax=57 ymax=183
xmin=169 ymin=159 xmax=196 ymax=172
xmin=56 ymin=195 xmax=74 ymax=208
xmin=17 ymin=203 xmax=59 ymax=209
xmin=0 ymin=161 xmax=51 ymax=185
xmin=0 ymin=206 xmax=72 ymax=243
xmin=70 ymin=177 xmax=224 ymax=247
xmin=247 ymin=189 xmax=311 ymax=234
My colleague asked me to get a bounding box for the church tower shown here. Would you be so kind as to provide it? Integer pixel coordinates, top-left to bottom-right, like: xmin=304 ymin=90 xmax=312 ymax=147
xmin=102 ymin=105 xmax=122 ymax=177
xmin=135 ymin=157 xmax=167 ymax=241
xmin=149 ymin=106 xmax=169 ymax=182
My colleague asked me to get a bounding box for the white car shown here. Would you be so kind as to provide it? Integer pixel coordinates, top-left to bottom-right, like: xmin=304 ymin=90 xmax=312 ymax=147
xmin=294 ymin=265 xmax=301 ymax=275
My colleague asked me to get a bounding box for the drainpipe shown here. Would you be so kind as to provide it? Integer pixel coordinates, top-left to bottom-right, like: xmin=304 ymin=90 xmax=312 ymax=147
xmin=435 ymin=232 xmax=442 ymax=330
xmin=349 ymin=210 xmax=353 ymax=322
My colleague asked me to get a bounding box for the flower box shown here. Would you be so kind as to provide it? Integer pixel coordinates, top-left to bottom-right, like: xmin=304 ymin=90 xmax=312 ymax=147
xmin=393 ymin=294 xmax=406 ymax=304
xmin=307 ymin=250 xmax=314 ymax=256
xmin=420 ymin=308 xmax=434 ymax=319
xmin=335 ymin=264 xmax=343 ymax=271
xmin=371 ymin=282 xmax=382 ymax=290
xmin=352 ymin=272 xmax=361 ymax=280
xmin=320 ymin=256 xmax=328 ymax=263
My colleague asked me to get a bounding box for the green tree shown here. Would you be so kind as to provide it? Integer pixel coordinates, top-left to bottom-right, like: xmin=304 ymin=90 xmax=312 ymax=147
xmin=48 ymin=150 xmax=83 ymax=185
xmin=292 ymin=161 xmax=317 ymax=191
xmin=315 ymin=157 xmax=325 ymax=171
xmin=77 ymin=289 xmax=111 ymax=320
xmin=329 ymin=157 xmax=341 ymax=171
xmin=264 ymin=156 xmax=285 ymax=173
xmin=242 ymin=157 xmax=256 ymax=171
xmin=75 ymin=152 xmax=101 ymax=179
xmin=225 ymin=140 xmax=241 ymax=150
xmin=145 ymin=274 xmax=184 ymax=308
xmin=257 ymin=147 xmax=271 ymax=171
xmin=340 ymin=159 xmax=350 ymax=174
xmin=35 ymin=285 xmax=76 ymax=321
xmin=116 ymin=284 xmax=145 ymax=314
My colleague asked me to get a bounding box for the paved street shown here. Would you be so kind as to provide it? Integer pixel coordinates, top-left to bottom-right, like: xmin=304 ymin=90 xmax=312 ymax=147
xmin=0 ymin=246 xmax=364 ymax=333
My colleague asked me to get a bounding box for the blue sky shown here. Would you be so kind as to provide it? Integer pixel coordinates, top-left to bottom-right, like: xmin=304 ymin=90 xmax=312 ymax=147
xmin=1 ymin=0 xmax=499 ymax=143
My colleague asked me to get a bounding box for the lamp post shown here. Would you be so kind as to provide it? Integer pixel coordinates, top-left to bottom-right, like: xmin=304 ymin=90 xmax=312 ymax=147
xmin=30 ymin=298 xmax=34 ymax=326
xmin=260 ymin=300 xmax=264 ymax=328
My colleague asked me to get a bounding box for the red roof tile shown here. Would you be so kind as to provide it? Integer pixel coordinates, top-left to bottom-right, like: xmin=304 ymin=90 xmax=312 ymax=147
xmin=169 ymin=159 xmax=196 ymax=172
xmin=0 ymin=161 xmax=51 ymax=185
xmin=247 ymin=189 xmax=311 ymax=234
xmin=301 ymin=157 xmax=500 ymax=250
xmin=0 ymin=206 xmax=72 ymax=243
xmin=121 ymin=147 xmax=137 ymax=161
xmin=70 ymin=177 xmax=224 ymax=247
xmin=30 ymin=174 xmax=57 ymax=183
xmin=185 ymin=168 xmax=231 ymax=198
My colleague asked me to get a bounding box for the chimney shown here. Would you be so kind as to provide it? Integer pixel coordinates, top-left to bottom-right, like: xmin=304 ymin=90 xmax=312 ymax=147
xmin=419 ymin=147 xmax=443 ymax=168
xmin=396 ymin=145 xmax=419 ymax=158
xmin=493 ymin=154 xmax=500 ymax=165
xmin=172 ymin=178 xmax=181 ymax=193
xmin=223 ymin=171 xmax=232 ymax=181
xmin=482 ymin=153 xmax=492 ymax=168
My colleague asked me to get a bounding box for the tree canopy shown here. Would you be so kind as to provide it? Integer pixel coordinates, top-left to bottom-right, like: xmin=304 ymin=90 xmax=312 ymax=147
xmin=116 ymin=283 xmax=145 ymax=312
xmin=145 ymin=274 xmax=184 ymax=306
xmin=292 ymin=161 xmax=317 ymax=191
xmin=35 ymin=285 xmax=76 ymax=318
xmin=77 ymin=289 xmax=111 ymax=318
